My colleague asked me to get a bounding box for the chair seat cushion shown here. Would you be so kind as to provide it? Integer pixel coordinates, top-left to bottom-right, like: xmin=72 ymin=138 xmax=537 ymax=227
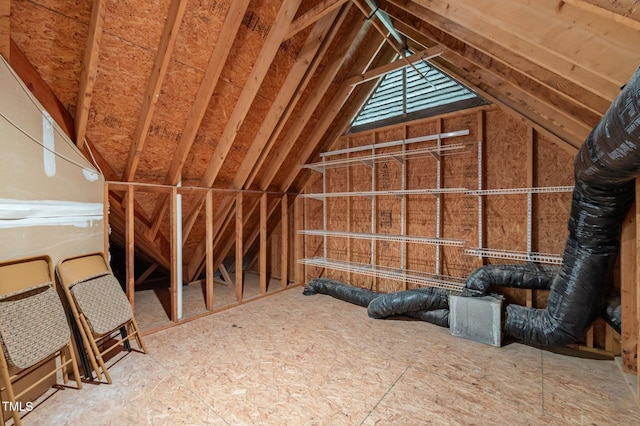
xmin=71 ymin=273 xmax=133 ymax=335
xmin=0 ymin=283 xmax=70 ymax=369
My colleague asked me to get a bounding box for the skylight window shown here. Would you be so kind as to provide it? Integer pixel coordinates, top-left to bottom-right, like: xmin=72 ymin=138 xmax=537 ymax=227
xmin=350 ymin=58 xmax=487 ymax=132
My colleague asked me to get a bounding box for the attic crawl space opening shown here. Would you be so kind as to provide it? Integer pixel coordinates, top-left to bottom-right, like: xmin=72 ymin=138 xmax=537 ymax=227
xmin=349 ymin=56 xmax=488 ymax=132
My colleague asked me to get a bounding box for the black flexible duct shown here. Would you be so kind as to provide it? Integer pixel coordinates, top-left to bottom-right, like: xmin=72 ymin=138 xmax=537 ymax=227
xmin=303 ymin=278 xmax=451 ymax=327
xmin=467 ymin=67 xmax=640 ymax=346
xmin=303 ymin=278 xmax=380 ymax=307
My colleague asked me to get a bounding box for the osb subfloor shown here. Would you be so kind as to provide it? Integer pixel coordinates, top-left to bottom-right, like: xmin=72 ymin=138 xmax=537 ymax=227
xmin=134 ymin=272 xmax=286 ymax=332
xmin=22 ymin=288 xmax=640 ymax=425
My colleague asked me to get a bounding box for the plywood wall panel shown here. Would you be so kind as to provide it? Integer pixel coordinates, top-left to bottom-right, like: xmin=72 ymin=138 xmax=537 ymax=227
xmin=135 ymin=60 xmax=206 ymax=182
xmin=85 ymin=33 xmax=154 ymax=178
xmin=103 ymin=0 xmax=168 ymax=51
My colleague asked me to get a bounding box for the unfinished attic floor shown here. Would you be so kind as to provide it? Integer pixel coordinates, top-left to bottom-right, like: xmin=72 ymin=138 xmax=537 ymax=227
xmin=23 ymin=288 xmax=640 ymax=425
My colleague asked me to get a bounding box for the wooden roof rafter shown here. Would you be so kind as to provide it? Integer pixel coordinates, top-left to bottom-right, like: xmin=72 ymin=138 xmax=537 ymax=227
xmin=182 ymin=4 xmax=351 ymax=279
xmin=285 ymin=0 xmax=349 ymax=40
xmin=385 ymin=0 xmax=611 ymax=115
xmin=405 ymin=0 xmax=640 ymax=101
xmin=144 ymin=0 xmax=252 ymax=240
xmin=121 ymin=0 xmax=189 ymax=182
xmin=237 ymin=3 xmax=353 ymax=190
xmin=75 ymin=0 xmax=106 ymax=150
xmin=203 ymin=44 xmax=400 ymax=283
xmin=257 ymin=22 xmax=381 ymax=191
xmin=383 ymin=2 xmax=596 ymax=149
xmin=171 ymin=0 xmax=304 ymax=245
xmin=186 ymin=17 xmax=378 ymax=281
xmin=282 ymin=44 xmax=397 ymax=193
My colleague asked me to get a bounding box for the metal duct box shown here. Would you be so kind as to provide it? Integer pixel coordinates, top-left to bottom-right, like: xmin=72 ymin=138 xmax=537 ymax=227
xmin=449 ymin=295 xmax=504 ymax=347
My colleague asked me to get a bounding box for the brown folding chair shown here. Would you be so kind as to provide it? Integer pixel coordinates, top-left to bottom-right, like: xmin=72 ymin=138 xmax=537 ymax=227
xmin=56 ymin=252 xmax=147 ymax=385
xmin=0 ymin=255 xmax=82 ymax=426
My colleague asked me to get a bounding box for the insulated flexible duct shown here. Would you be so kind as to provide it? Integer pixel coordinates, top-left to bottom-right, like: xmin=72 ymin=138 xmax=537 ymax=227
xmin=467 ymin=67 xmax=640 ymax=346
xmin=303 ymin=278 xmax=451 ymax=327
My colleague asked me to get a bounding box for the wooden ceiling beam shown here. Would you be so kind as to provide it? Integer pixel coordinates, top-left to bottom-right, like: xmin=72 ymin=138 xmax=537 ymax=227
xmin=177 ymin=0 xmax=303 ymax=243
xmin=121 ymin=0 xmax=188 ymax=181
xmin=405 ymin=0 xmax=638 ymax=101
xmin=285 ymin=0 xmax=348 ymax=40
xmin=240 ymin=3 xmax=352 ymax=189
xmin=0 ymin=0 xmax=9 ymax=61
xmin=75 ymin=0 xmax=106 ymax=151
xmin=343 ymin=45 xmax=445 ymax=86
xmin=145 ymin=0 xmax=251 ymax=239
xmin=386 ymin=0 xmax=611 ymax=116
xmin=257 ymin=20 xmax=376 ymax=191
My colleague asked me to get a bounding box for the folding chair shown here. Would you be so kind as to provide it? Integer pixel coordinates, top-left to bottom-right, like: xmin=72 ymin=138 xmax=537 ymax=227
xmin=56 ymin=252 xmax=147 ymax=385
xmin=0 ymin=255 xmax=82 ymax=426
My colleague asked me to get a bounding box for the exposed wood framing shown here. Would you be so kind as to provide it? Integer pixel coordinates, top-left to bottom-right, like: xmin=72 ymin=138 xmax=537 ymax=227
xmin=162 ymin=0 xmax=303 ymax=245
xmin=192 ymin=0 xmax=303 ymax=202
xmin=189 ymin=24 xmax=385 ymax=285
xmin=170 ymin=186 xmax=179 ymax=322
xmin=407 ymin=0 xmax=639 ymax=99
xmin=0 ymin=0 xmax=10 ymax=60
xmin=180 ymin=6 xmax=348 ymax=279
xmin=386 ymin=1 xmax=610 ymax=116
xmin=281 ymin=194 xmax=289 ymax=287
xmin=260 ymin=193 xmax=267 ymax=294
xmin=147 ymin=0 xmax=251 ymax=239
xmin=10 ymin=41 xmax=75 ymax=139
xmin=285 ymin=0 xmax=348 ymax=40
xmin=235 ymin=192 xmax=244 ymax=302
xmin=238 ymin=4 xmax=349 ymax=190
xmin=135 ymin=263 xmax=158 ymax=286
xmin=295 ymin=195 xmax=304 ymax=284
xmin=261 ymin=24 xmax=380 ymax=191
xmin=122 ymin=0 xmax=188 ymax=181
xmin=343 ymin=45 xmax=444 ymax=86
xmin=75 ymin=0 xmax=106 ymax=150
xmin=205 ymin=190 xmax=214 ymax=310
xmin=384 ymin=6 xmax=590 ymax=150
xmin=526 ymin=126 xmax=535 ymax=308
xmin=125 ymin=184 xmax=135 ymax=308
xmin=281 ymin=43 xmax=394 ymax=192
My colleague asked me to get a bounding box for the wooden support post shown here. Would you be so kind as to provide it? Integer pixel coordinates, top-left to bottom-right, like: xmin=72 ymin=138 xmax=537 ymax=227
xmin=260 ymin=193 xmax=267 ymax=294
xmin=75 ymin=0 xmax=106 ymax=150
xmin=125 ymin=185 xmax=135 ymax=310
xmin=170 ymin=186 xmax=179 ymax=321
xmin=205 ymin=190 xmax=214 ymax=310
xmin=621 ymin=202 xmax=637 ymax=373
xmin=281 ymin=194 xmax=289 ymax=288
xmin=295 ymin=195 xmax=304 ymax=284
xmin=477 ymin=110 xmax=486 ymax=268
xmin=526 ymin=125 xmax=535 ymax=308
xmin=235 ymin=192 xmax=244 ymax=302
